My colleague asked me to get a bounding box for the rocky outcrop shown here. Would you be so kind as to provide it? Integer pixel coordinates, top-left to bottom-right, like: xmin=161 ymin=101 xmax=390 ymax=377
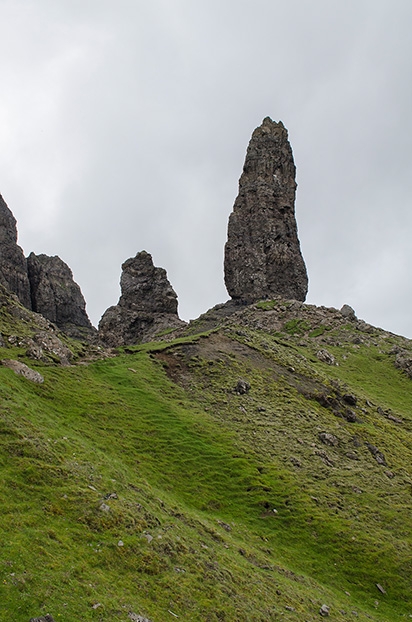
xmin=27 ymin=253 xmax=95 ymax=339
xmin=0 ymin=195 xmax=95 ymax=339
xmin=224 ymin=117 xmax=308 ymax=303
xmin=0 ymin=283 xmax=75 ymax=365
xmin=0 ymin=194 xmax=31 ymax=308
xmin=99 ymin=251 xmax=184 ymax=346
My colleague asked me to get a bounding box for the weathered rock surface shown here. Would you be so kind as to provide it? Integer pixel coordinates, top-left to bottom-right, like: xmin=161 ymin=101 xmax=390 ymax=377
xmin=1 ymin=359 xmax=44 ymax=383
xmin=99 ymin=251 xmax=185 ymax=346
xmin=27 ymin=253 xmax=95 ymax=339
xmin=224 ymin=117 xmax=308 ymax=303
xmin=0 ymin=283 xmax=79 ymax=364
xmin=0 ymin=194 xmax=32 ymax=308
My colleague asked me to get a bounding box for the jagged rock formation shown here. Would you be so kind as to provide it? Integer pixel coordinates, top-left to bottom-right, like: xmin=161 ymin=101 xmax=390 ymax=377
xmin=0 ymin=194 xmax=31 ymax=308
xmin=0 ymin=194 xmax=94 ymax=339
xmin=27 ymin=253 xmax=95 ymax=339
xmin=99 ymin=251 xmax=185 ymax=346
xmin=224 ymin=117 xmax=308 ymax=303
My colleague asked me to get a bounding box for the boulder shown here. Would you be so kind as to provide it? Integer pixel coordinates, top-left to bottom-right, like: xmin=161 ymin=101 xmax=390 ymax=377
xmin=0 ymin=194 xmax=31 ymax=308
xmin=1 ymin=359 xmax=44 ymax=383
xmin=224 ymin=117 xmax=308 ymax=303
xmin=99 ymin=251 xmax=184 ymax=346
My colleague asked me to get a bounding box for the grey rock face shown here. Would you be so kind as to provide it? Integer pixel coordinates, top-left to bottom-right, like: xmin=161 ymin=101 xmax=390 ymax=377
xmin=27 ymin=253 xmax=94 ymax=338
xmin=0 ymin=194 xmax=31 ymax=308
xmin=99 ymin=251 xmax=184 ymax=346
xmin=224 ymin=117 xmax=308 ymax=303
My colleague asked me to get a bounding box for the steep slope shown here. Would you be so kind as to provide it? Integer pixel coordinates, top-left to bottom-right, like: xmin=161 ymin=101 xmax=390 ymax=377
xmin=0 ymin=292 xmax=411 ymax=621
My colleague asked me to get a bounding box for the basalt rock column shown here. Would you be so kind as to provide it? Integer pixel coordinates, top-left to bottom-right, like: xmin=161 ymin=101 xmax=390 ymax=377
xmin=0 ymin=194 xmax=31 ymax=308
xmin=99 ymin=251 xmax=184 ymax=346
xmin=224 ymin=117 xmax=308 ymax=302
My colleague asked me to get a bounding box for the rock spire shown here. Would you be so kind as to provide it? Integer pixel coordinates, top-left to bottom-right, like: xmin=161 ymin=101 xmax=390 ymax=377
xmin=99 ymin=251 xmax=184 ymax=346
xmin=224 ymin=117 xmax=308 ymax=303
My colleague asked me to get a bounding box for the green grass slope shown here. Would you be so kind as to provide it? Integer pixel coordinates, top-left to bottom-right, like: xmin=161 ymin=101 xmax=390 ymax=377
xmin=0 ymin=294 xmax=411 ymax=621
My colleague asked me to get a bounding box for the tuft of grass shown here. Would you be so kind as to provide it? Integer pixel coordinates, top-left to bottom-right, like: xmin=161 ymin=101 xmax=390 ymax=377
xmin=284 ymin=318 xmax=311 ymax=335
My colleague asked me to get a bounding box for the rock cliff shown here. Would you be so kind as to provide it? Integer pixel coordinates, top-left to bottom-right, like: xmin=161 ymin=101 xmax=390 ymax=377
xmin=0 ymin=194 xmax=94 ymax=338
xmin=99 ymin=251 xmax=184 ymax=346
xmin=27 ymin=253 xmax=95 ymax=339
xmin=0 ymin=194 xmax=32 ymax=308
xmin=224 ymin=117 xmax=308 ymax=303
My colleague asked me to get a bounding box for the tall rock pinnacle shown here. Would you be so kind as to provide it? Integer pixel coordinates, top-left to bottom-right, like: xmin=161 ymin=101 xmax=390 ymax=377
xmin=224 ymin=117 xmax=308 ymax=302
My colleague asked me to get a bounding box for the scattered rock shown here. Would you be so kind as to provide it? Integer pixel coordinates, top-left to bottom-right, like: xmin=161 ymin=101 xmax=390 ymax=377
xmin=234 ymin=379 xmax=251 ymax=394
xmin=99 ymin=251 xmax=184 ymax=346
xmin=29 ymin=616 xmax=55 ymax=622
xmin=143 ymin=533 xmax=153 ymax=543
xmin=315 ymin=449 xmax=335 ymax=467
xmin=99 ymin=503 xmax=110 ymax=512
xmin=319 ymin=604 xmax=330 ymax=616
xmin=340 ymin=304 xmax=356 ymax=320
xmin=344 ymin=410 xmax=359 ymax=423
xmin=393 ymin=350 xmax=412 ymax=378
xmin=343 ymin=393 xmax=357 ymax=406
xmin=318 ymin=432 xmax=339 ymax=447
xmin=128 ymin=614 xmax=152 ymax=622
xmin=376 ymin=583 xmax=386 ymax=594
xmin=224 ymin=117 xmax=308 ymax=303
xmin=217 ymin=520 xmax=231 ymax=531
xmin=26 ymin=330 xmax=73 ymax=365
xmin=104 ymin=492 xmax=118 ymax=500
xmin=316 ymin=349 xmax=336 ymax=365
xmin=367 ymin=443 xmax=387 ymax=466
xmin=1 ymin=359 xmax=44 ymax=383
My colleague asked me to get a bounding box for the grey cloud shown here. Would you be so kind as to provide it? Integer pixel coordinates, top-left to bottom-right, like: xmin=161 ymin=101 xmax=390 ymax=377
xmin=0 ymin=0 xmax=411 ymax=336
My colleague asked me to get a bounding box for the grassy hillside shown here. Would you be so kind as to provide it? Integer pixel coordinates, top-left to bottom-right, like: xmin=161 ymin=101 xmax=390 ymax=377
xmin=0 ymin=292 xmax=411 ymax=620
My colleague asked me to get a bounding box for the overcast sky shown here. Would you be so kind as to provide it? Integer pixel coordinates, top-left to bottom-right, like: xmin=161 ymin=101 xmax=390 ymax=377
xmin=1 ymin=0 xmax=411 ymax=337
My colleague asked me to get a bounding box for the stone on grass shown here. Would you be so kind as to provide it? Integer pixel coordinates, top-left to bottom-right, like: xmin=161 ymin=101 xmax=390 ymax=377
xmin=319 ymin=432 xmax=339 ymax=447
xmin=316 ymin=349 xmax=336 ymax=365
xmin=319 ymin=604 xmax=330 ymax=616
xmin=234 ymin=379 xmax=251 ymax=394
xmin=2 ymin=359 xmax=44 ymax=383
